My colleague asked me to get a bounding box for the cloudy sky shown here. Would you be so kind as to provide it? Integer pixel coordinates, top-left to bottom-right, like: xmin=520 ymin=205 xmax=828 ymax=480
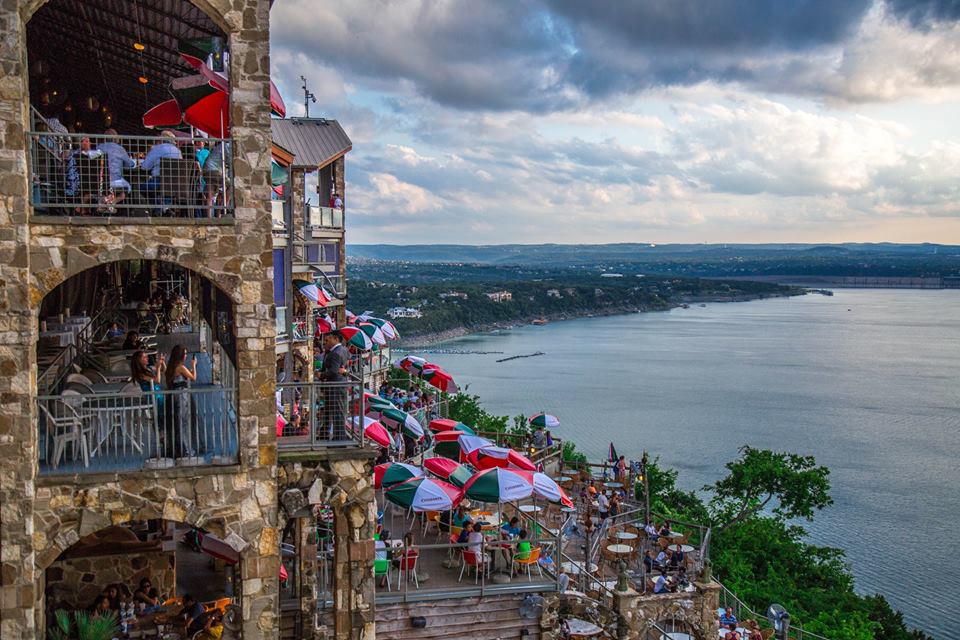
xmin=270 ymin=0 xmax=960 ymax=245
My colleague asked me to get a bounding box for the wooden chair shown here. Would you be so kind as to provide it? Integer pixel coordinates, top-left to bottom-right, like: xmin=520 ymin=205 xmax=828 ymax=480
xmin=760 ymin=629 xmax=774 ymax=640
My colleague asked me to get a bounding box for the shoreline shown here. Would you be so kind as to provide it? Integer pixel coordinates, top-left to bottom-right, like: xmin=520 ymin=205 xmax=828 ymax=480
xmin=397 ymin=291 xmax=801 ymax=348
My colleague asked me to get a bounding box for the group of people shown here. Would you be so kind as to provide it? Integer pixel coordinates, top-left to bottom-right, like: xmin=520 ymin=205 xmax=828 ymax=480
xmin=88 ymin=578 xmax=162 ymax=617
xmin=718 ymin=607 xmax=765 ymax=640
xmin=40 ymin=112 xmax=230 ymax=217
xmin=584 ymin=485 xmax=625 ymax=520
xmin=529 ymin=426 xmax=555 ymax=450
xmin=376 ymin=383 xmax=438 ymax=415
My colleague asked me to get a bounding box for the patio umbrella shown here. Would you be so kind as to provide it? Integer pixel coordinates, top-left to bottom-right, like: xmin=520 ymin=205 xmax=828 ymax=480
xmin=396 ymin=355 xmax=426 ymax=373
xmin=374 ymin=462 xmax=423 ymax=490
xmin=457 ymin=435 xmax=495 ymax=457
xmin=365 ymin=317 xmax=399 ymax=340
xmin=428 ymin=418 xmax=476 ymax=436
xmin=351 ymin=417 xmax=394 ymax=449
xmin=516 ymin=471 xmax=575 ymax=508
xmin=364 ymin=392 xmax=396 ymax=412
xmin=370 ymin=407 xmax=424 ymax=440
xmin=468 ymin=446 xmax=538 ymax=473
xmin=345 ymin=309 xmax=357 ymax=323
xmin=293 ymin=279 xmax=331 ymax=306
xmin=357 ymin=322 xmax=387 ymax=346
xmin=315 ymin=314 xmax=336 ymax=335
xmin=528 ymin=413 xmax=560 ymax=429
xmin=386 ymin=477 xmax=463 ymax=513
xmin=422 ymin=367 xmax=458 ymax=394
xmin=433 ymin=430 xmax=468 ymax=460
xmin=339 ymin=326 xmax=373 ymax=351
xmin=423 ymin=457 xmax=475 ymax=488
xmin=463 ymin=468 xmax=533 ymax=504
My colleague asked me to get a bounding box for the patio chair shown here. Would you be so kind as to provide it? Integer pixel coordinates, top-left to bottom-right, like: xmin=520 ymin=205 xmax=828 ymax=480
xmin=511 ymin=547 xmax=543 ymax=581
xmin=396 ymin=550 xmax=419 ymax=590
xmin=66 ymin=372 xmax=94 ymax=387
xmin=39 ymin=396 xmax=93 ymax=469
xmin=422 ymin=511 xmax=440 ymax=537
xmin=459 ymin=550 xmax=490 ymax=584
xmin=374 ymin=558 xmax=391 ymax=592
xmin=761 ymin=629 xmax=774 ymax=640
xmin=81 ymin=368 xmax=108 ymax=384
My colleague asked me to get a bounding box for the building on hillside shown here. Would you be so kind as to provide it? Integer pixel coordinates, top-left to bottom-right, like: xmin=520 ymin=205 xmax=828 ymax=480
xmin=439 ymin=291 xmax=468 ymax=299
xmin=546 ymin=289 xmax=562 ymax=298
xmin=387 ymin=306 xmax=422 ymax=319
xmin=485 ymin=290 xmax=513 ymax=302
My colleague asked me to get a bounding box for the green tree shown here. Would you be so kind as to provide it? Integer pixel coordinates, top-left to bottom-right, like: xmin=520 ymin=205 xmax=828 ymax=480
xmin=707 ymin=446 xmax=832 ymax=532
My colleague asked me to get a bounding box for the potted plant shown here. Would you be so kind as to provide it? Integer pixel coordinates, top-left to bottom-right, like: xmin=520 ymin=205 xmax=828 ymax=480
xmin=47 ymin=610 xmax=120 ymax=640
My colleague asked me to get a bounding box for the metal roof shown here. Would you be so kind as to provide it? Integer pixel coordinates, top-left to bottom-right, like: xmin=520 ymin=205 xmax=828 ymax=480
xmin=270 ymin=118 xmax=352 ymax=168
xmin=27 ymin=0 xmax=223 ymax=134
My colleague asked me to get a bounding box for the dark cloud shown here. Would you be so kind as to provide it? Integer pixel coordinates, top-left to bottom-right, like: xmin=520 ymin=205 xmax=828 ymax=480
xmin=885 ymin=0 xmax=960 ymax=26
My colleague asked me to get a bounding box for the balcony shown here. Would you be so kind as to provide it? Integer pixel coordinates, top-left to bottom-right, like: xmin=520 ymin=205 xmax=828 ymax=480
xmin=308 ymin=205 xmax=344 ymax=230
xmin=28 ymin=131 xmax=234 ymax=220
xmin=276 ymin=378 xmax=370 ymax=453
xmin=37 ymin=385 xmax=238 ymax=476
xmin=276 ymin=307 xmax=311 ymax=343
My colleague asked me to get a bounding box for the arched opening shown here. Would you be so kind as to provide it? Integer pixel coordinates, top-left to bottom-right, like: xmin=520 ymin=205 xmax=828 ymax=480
xmin=36 ymin=259 xmax=238 ymax=475
xmin=43 ymin=519 xmax=239 ymax=638
xmin=25 ymin=0 xmax=236 ymax=218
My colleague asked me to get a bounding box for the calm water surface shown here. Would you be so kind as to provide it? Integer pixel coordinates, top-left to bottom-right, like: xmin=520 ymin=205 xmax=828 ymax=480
xmin=429 ymin=290 xmax=960 ymax=638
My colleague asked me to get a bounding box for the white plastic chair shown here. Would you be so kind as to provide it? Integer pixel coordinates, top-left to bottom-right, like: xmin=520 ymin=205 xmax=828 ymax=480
xmin=39 ymin=395 xmax=93 ymax=468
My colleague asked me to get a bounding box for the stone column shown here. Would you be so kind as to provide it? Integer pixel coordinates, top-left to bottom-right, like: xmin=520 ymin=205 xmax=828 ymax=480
xmin=298 ymin=516 xmax=319 ymax=637
xmin=612 ymin=587 xmax=643 ymax=640
xmin=696 ymin=581 xmax=721 ymax=633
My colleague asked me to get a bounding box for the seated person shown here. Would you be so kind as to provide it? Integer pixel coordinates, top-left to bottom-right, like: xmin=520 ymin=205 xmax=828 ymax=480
xmin=179 ymin=593 xmax=207 ymax=635
xmin=658 ymin=522 xmax=672 ymax=538
xmin=653 ymin=569 xmax=670 ymax=594
xmin=141 ymin=130 xmax=182 ymax=194
xmin=102 ymin=584 xmax=121 ymax=610
xmin=193 ymin=609 xmax=225 ymax=640
xmin=724 ymin=624 xmax=741 ymax=640
xmin=501 ymin=517 xmax=521 ymax=537
xmin=676 ymin=566 xmax=690 ymax=589
xmin=133 ymin=577 xmax=160 ymax=606
xmin=655 ymin=548 xmax=670 ymax=568
xmin=669 ymin=545 xmax=684 ymax=568
xmin=644 ymin=521 xmax=659 ymax=539
xmin=391 ymin=532 xmax=417 ymax=569
xmin=456 ymin=523 xmax=472 ymax=545
xmin=467 ymin=522 xmax=485 ymax=559
xmin=744 ymin=620 xmax=763 ymax=640
xmin=531 ymin=427 xmax=546 ymax=449
xmin=719 ymin=607 xmax=738 ymax=628
xmin=95 ymin=129 xmax=136 ymax=207
xmin=105 ymin=322 xmax=124 ymax=339
xmin=89 ymin=595 xmax=112 ymax=617
xmin=122 ymin=330 xmax=143 ymax=350
xmin=514 ymin=529 xmax=531 ymax=562
xmin=452 ymin=505 xmax=472 ymax=529
xmin=642 ymin=550 xmax=656 ymax=573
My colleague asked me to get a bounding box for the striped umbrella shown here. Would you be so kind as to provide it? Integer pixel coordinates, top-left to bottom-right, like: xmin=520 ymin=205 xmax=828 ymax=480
xmin=428 ymin=418 xmax=476 ymax=436
xmin=422 ymin=367 xmax=458 ymax=393
xmin=516 ymin=471 xmax=575 ymax=508
xmin=528 ymin=413 xmax=560 ymax=429
xmin=315 ymin=314 xmax=336 ymax=335
xmin=357 ymin=322 xmax=387 ymax=346
xmin=339 ymin=326 xmax=373 ymax=350
xmin=457 ymin=435 xmax=494 ymax=457
xmin=351 ymin=417 xmax=394 ymax=449
xmin=385 ymin=477 xmax=463 ymax=512
xmin=433 ymin=430 xmax=468 ymax=460
xmin=345 ymin=310 xmax=357 ymax=323
xmin=374 ymin=462 xmax=423 ymax=489
xmin=423 ymin=457 xmax=475 ymax=488
xmin=293 ymin=279 xmax=331 ymax=306
xmin=463 ymin=468 xmax=533 ymax=504
xmin=369 ymin=407 xmax=424 ymax=440
xmin=364 ymin=317 xmax=399 ymax=340
xmin=467 ymin=445 xmax=538 ymax=472
xmin=396 ymin=355 xmax=426 ymax=373
xmin=364 ymin=392 xmax=396 ymax=412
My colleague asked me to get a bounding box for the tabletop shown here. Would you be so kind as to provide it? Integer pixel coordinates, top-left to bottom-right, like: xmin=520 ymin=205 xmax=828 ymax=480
xmin=607 ymin=544 xmax=632 ymax=554
xmin=566 ymin=618 xmax=603 ymax=637
xmin=553 ymin=475 xmax=572 ymax=483
xmin=561 ymin=561 xmax=598 ymax=575
xmin=603 ymin=482 xmax=624 ymax=488
xmin=615 ymin=531 xmax=638 ymax=540
xmin=680 ymin=544 xmax=694 ymax=553
xmin=560 ymin=506 xmax=578 ymax=513
xmin=519 ymin=505 xmax=542 ymax=513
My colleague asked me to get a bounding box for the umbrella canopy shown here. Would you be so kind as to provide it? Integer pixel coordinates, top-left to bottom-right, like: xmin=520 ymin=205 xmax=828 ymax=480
xmin=463 ymin=468 xmax=533 ymax=504
xmin=423 ymin=457 xmax=475 ymax=488
xmin=364 ymin=317 xmax=399 ymax=340
xmin=457 ymin=435 xmax=495 ymax=457
xmin=351 ymin=417 xmax=393 ymax=449
xmin=357 ymin=322 xmax=387 ymax=346
xmin=422 ymin=367 xmax=458 ymax=393
xmin=428 ymin=418 xmax=476 ymax=436
xmin=468 ymin=446 xmax=538 ymax=472
xmin=370 ymin=407 xmax=424 ymax=440
xmin=339 ymin=326 xmax=373 ymax=351
xmin=315 ymin=314 xmax=336 ymax=335
xmin=386 ymin=477 xmax=463 ymax=513
xmin=364 ymin=392 xmax=396 ymax=411
xmin=293 ymin=279 xmax=331 ymax=306
xmin=529 ymin=413 xmax=560 ymax=429
xmin=517 ymin=471 xmax=575 ymax=508
xmin=374 ymin=462 xmax=422 ymax=489
xmin=396 ymin=355 xmax=426 ymax=373
xmin=433 ymin=430 xmax=468 ymax=460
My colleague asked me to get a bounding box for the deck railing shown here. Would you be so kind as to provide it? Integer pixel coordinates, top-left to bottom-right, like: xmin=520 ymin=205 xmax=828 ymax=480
xmin=37 ymin=385 xmax=238 ymax=475
xmin=276 ymin=378 xmax=367 ymax=449
xmin=715 ymin=578 xmax=831 ymax=640
xmin=28 ymin=130 xmax=234 ymax=218
xmin=307 ymin=205 xmax=344 ymax=229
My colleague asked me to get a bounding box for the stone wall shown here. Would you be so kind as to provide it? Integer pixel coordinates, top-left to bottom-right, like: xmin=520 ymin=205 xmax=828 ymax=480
xmin=46 ymin=550 xmax=176 ymax=613
xmin=611 ymin=582 xmax=721 ymax=640
xmin=0 ymin=1 xmax=279 ymax=639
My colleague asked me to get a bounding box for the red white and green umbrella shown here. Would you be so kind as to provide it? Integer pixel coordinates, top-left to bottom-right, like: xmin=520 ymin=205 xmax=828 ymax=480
xmin=467 ymin=445 xmax=538 ymax=472
xmin=357 ymin=322 xmax=387 ymax=346
xmin=369 ymin=407 xmax=424 ymax=440
xmin=385 ymin=477 xmax=463 ymax=512
xmin=345 ymin=309 xmax=357 ymax=323
xmin=315 ymin=314 xmax=336 ymax=335
xmin=433 ymin=430 xmax=468 ymax=460
xmin=422 ymin=367 xmax=458 ymax=393
xmin=351 ymin=417 xmax=394 ymax=449
xmin=423 ymin=457 xmax=475 ymax=488
xmin=365 ymin=317 xmax=399 ymax=340
xmin=457 ymin=435 xmax=495 ymax=457
xmin=528 ymin=412 xmax=560 ymax=429
xmin=428 ymin=418 xmax=476 ymax=436
xmin=293 ymin=279 xmax=331 ymax=306
xmin=339 ymin=326 xmax=373 ymax=350
xmin=396 ymin=355 xmax=426 ymax=373
xmin=364 ymin=392 xmax=396 ymax=412
xmin=516 ymin=471 xmax=575 ymax=508
xmin=462 ymin=467 xmax=533 ymax=504
xmin=374 ymin=462 xmax=423 ymax=489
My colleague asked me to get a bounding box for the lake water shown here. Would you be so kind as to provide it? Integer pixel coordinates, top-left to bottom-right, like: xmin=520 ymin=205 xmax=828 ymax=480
xmin=428 ymin=289 xmax=960 ymax=638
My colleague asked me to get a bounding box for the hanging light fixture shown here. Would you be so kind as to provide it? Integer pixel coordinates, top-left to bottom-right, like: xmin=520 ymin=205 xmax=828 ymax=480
xmin=133 ymin=42 xmax=145 ymax=51
xmin=138 ymin=76 xmax=149 ymax=85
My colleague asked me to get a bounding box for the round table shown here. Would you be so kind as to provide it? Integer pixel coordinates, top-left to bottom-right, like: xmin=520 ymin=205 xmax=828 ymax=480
xmin=561 ymin=561 xmax=598 ymax=575
xmin=680 ymin=544 xmax=694 ymax=553
xmin=566 ymin=618 xmax=603 ymax=638
xmin=668 ymin=633 xmax=693 ymax=640
xmin=668 ymin=531 xmax=684 ymax=539
xmin=607 ymin=544 xmax=632 ymax=554
xmin=604 ymin=482 xmax=623 ymax=489
xmin=615 ymin=531 xmax=638 ymax=541
xmin=519 ymin=505 xmax=542 ymax=513
xmin=560 ymin=506 xmax=578 ymax=513
xmin=553 ymin=475 xmax=572 ymax=483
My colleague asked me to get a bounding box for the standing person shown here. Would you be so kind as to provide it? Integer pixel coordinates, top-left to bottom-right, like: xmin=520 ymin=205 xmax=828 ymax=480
xmin=318 ymin=331 xmax=350 ymax=440
xmin=131 ymin=349 xmax=166 ymax=417
xmin=165 ymin=345 xmax=197 ymax=458
xmin=597 ymin=490 xmax=610 ymax=520
xmin=615 ymin=455 xmax=628 ymax=484
xmin=202 ymin=140 xmax=231 ymax=217
xmin=333 ymin=193 xmax=343 ymax=209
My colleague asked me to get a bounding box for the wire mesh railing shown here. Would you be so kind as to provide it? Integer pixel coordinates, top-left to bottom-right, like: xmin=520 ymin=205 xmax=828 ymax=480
xmin=27 ymin=130 xmax=234 ymax=218
xmin=276 ymin=378 xmax=367 ymax=449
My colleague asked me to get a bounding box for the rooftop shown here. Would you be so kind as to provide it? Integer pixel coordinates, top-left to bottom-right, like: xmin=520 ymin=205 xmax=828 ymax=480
xmin=270 ymin=118 xmax=352 ymax=169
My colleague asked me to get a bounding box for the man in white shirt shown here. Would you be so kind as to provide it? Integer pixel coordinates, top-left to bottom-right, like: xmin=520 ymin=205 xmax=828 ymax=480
xmin=597 ymin=491 xmax=610 ymax=520
xmin=653 ymin=570 xmax=670 ymax=594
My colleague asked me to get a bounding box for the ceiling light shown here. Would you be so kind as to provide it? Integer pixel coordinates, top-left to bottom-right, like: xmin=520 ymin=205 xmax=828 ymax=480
xmin=138 ymin=76 xmax=149 ymax=84
xmin=133 ymin=42 xmax=145 ymax=51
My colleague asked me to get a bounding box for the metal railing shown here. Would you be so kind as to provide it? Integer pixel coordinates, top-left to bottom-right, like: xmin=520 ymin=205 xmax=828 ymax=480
xmin=307 ymin=205 xmax=344 ymax=229
xmin=28 ymin=130 xmax=234 ymax=218
xmin=37 ymin=385 xmax=238 ymax=475
xmin=715 ymin=578 xmax=831 ymax=640
xmin=276 ymin=378 xmax=367 ymax=449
